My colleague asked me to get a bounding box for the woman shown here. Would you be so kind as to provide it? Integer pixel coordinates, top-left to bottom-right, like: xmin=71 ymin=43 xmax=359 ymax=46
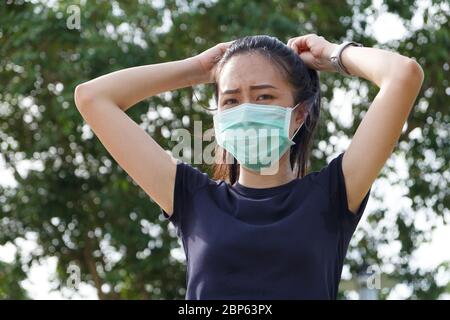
xmin=74 ymin=34 xmax=424 ymax=299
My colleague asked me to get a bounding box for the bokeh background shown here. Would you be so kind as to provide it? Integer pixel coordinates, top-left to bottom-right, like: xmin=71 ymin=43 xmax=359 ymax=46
xmin=0 ymin=0 xmax=449 ymax=299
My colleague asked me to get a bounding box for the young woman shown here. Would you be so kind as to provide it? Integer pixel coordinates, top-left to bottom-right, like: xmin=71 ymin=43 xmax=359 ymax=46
xmin=74 ymin=34 xmax=424 ymax=299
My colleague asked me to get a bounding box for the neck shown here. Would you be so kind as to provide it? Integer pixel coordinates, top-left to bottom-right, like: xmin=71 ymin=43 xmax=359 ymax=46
xmin=237 ymin=152 xmax=296 ymax=188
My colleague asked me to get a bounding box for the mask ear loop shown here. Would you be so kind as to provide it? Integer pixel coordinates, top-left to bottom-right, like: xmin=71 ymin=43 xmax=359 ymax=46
xmin=289 ymin=102 xmax=305 ymax=141
xmin=192 ymin=85 xmax=218 ymax=111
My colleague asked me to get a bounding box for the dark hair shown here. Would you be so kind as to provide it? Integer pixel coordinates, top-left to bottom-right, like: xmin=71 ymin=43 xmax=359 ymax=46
xmin=212 ymin=35 xmax=321 ymax=184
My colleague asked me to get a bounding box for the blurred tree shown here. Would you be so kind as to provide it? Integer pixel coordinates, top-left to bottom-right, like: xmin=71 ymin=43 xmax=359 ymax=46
xmin=0 ymin=253 xmax=28 ymax=299
xmin=0 ymin=0 xmax=448 ymax=299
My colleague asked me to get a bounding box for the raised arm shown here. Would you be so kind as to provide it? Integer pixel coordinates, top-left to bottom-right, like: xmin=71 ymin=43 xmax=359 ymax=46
xmin=335 ymin=44 xmax=424 ymax=213
xmin=74 ymin=41 xmax=232 ymax=215
xmin=288 ymin=34 xmax=424 ymax=214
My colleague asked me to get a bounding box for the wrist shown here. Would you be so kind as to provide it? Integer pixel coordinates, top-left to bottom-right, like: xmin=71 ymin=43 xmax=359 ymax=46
xmin=329 ymin=41 xmax=363 ymax=76
xmin=324 ymin=43 xmax=339 ymax=61
xmin=323 ymin=43 xmax=340 ymax=73
xmin=183 ymin=57 xmax=211 ymax=86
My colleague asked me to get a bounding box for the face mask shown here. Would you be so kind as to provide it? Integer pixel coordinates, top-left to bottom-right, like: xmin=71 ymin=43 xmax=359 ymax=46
xmin=213 ymin=102 xmax=303 ymax=174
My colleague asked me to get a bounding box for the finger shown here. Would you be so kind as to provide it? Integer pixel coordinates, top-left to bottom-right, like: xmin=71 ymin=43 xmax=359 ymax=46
xmin=218 ymin=41 xmax=232 ymax=49
xmin=288 ymin=39 xmax=304 ymax=54
xmin=218 ymin=41 xmax=233 ymax=49
xmin=290 ymin=34 xmax=314 ymax=53
xmin=288 ymin=34 xmax=319 ymax=55
xmin=217 ymin=41 xmax=233 ymax=55
xmin=287 ymin=37 xmax=299 ymax=54
xmin=290 ymin=43 xmax=299 ymax=54
xmin=287 ymin=38 xmax=294 ymax=47
xmin=299 ymin=51 xmax=315 ymax=67
xmin=296 ymin=35 xmax=313 ymax=52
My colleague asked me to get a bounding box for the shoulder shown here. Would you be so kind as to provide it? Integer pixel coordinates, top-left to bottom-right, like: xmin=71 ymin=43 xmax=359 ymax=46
xmin=174 ymin=160 xmax=221 ymax=192
xmin=304 ymin=152 xmax=345 ymax=193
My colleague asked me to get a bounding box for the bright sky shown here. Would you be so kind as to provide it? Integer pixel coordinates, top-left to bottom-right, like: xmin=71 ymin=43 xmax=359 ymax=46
xmin=1 ymin=0 xmax=448 ymax=300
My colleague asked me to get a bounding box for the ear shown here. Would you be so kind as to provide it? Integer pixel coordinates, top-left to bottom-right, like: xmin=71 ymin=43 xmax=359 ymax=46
xmin=294 ymin=102 xmax=308 ymax=124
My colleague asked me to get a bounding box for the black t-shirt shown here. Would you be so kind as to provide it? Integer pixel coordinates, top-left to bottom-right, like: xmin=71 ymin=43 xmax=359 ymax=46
xmin=162 ymin=152 xmax=371 ymax=299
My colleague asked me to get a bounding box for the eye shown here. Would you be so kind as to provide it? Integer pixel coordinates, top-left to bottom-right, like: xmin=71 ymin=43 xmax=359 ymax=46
xmin=223 ymin=98 xmax=238 ymax=106
xmin=257 ymin=94 xmax=274 ymax=101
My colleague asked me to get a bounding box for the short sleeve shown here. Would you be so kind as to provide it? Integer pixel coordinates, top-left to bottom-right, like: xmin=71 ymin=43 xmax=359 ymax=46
xmin=161 ymin=161 xmax=211 ymax=237
xmin=312 ymin=151 xmax=372 ymax=227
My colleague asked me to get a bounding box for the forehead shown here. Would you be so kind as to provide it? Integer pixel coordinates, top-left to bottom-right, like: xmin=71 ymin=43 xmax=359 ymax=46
xmin=217 ymin=53 xmax=289 ymax=93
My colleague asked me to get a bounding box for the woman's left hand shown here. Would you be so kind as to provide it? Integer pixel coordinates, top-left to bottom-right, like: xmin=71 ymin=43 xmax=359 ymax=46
xmin=287 ymin=34 xmax=338 ymax=73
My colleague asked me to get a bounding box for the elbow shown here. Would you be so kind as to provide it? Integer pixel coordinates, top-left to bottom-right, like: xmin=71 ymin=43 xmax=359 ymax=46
xmin=401 ymin=58 xmax=425 ymax=87
xmin=74 ymin=82 xmax=96 ymax=111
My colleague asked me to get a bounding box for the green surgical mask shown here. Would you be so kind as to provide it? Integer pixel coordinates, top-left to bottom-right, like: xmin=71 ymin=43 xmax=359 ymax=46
xmin=213 ymin=102 xmax=303 ymax=173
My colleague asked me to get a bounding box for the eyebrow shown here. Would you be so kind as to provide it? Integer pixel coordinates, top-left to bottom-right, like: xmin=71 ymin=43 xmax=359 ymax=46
xmin=220 ymin=84 xmax=278 ymax=95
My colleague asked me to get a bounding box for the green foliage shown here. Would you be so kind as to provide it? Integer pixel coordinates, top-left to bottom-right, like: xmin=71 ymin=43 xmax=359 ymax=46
xmin=0 ymin=0 xmax=448 ymax=299
xmin=0 ymin=254 xmax=28 ymax=299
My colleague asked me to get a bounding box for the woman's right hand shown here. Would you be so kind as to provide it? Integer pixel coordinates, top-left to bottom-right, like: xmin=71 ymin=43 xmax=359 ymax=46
xmin=189 ymin=41 xmax=234 ymax=84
